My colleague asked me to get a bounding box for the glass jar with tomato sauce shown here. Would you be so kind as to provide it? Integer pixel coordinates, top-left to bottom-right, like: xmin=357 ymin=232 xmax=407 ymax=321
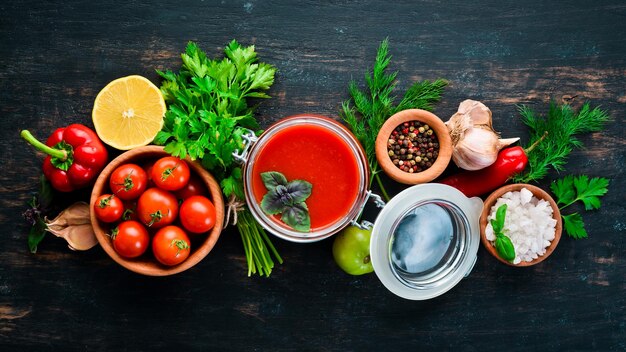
xmin=237 ymin=115 xmax=375 ymax=243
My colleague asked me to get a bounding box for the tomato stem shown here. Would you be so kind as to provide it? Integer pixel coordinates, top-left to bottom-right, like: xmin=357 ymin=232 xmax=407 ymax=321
xmin=21 ymin=130 xmax=67 ymax=160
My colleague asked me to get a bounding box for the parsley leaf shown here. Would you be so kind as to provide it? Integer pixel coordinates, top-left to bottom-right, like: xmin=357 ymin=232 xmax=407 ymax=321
xmin=562 ymin=213 xmax=588 ymax=239
xmin=550 ymin=175 xmax=609 ymax=239
xmin=551 ymin=175 xmax=609 ymax=210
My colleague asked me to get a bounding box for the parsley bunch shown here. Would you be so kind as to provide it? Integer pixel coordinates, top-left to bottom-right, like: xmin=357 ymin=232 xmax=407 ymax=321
xmin=155 ymin=40 xmax=282 ymax=276
xmin=341 ymin=39 xmax=447 ymax=201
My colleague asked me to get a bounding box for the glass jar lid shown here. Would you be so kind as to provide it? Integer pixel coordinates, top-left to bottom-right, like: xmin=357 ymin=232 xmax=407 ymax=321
xmin=370 ymin=184 xmax=483 ymax=300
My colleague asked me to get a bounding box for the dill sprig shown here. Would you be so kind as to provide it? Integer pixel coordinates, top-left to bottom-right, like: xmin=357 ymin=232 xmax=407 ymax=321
xmin=341 ymin=39 xmax=447 ymax=200
xmin=513 ymin=101 xmax=610 ymax=183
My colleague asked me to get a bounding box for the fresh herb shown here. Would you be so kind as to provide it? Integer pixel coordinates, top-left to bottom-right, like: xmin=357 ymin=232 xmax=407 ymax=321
xmin=490 ymin=204 xmax=515 ymax=262
xmin=550 ymin=175 xmax=610 ymax=239
xmin=155 ymin=40 xmax=282 ymax=277
xmin=341 ymin=38 xmax=447 ymax=201
xmin=260 ymin=171 xmax=312 ymax=232
xmin=23 ymin=176 xmax=53 ymax=253
xmin=513 ymin=102 xmax=610 ymax=183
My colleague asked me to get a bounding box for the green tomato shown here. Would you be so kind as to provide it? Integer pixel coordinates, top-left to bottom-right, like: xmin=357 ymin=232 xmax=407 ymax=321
xmin=332 ymin=225 xmax=374 ymax=275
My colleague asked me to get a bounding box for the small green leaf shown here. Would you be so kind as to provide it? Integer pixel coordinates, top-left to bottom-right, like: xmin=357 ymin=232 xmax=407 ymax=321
xmin=281 ymin=202 xmax=310 ymax=232
xmin=261 ymin=185 xmax=288 ymax=215
xmin=28 ymin=218 xmax=47 ymax=254
xmin=495 ymin=234 xmax=515 ymax=261
xmin=38 ymin=175 xmax=53 ymax=209
xmin=563 ymin=213 xmax=588 ymax=239
xmin=581 ymin=196 xmax=601 ymax=210
xmin=286 ymin=180 xmax=312 ymax=204
xmin=261 ymin=171 xmax=288 ymax=191
xmin=491 ymin=204 xmax=507 ymax=234
xmin=551 ymin=176 xmax=576 ymax=206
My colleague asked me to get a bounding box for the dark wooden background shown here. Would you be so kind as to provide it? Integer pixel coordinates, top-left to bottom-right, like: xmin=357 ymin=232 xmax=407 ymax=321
xmin=1 ymin=1 xmax=624 ymax=350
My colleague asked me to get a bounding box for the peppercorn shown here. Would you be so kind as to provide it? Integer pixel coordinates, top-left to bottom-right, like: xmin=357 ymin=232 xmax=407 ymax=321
xmin=387 ymin=120 xmax=440 ymax=173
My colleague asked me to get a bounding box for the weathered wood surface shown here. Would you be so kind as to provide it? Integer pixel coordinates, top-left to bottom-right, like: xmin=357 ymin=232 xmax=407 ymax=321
xmin=1 ymin=1 xmax=624 ymax=350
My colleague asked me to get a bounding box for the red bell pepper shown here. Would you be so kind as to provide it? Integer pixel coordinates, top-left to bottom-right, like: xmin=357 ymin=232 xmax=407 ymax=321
xmin=21 ymin=124 xmax=108 ymax=192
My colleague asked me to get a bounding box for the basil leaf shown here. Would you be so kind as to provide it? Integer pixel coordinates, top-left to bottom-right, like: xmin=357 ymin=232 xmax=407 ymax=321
xmin=281 ymin=202 xmax=311 ymax=232
xmin=286 ymin=179 xmax=312 ymax=204
xmin=495 ymin=234 xmax=515 ymax=262
xmin=261 ymin=171 xmax=288 ymax=191
xmin=495 ymin=204 xmax=507 ymax=231
xmin=261 ymin=186 xmax=287 ymax=215
xmin=28 ymin=218 xmax=47 ymax=254
xmin=490 ymin=219 xmax=501 ymax=235
xmin=38 ymin=175 xmax=53 ymax=209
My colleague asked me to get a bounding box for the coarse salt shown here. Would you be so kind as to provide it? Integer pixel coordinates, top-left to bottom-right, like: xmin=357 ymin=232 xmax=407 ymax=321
xmin=484 ymin=187 xmax=557 ymax=264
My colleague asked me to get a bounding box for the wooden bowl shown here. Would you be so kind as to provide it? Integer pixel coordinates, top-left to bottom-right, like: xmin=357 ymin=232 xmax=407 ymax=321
xmin=90 ymin=145 xmax=224 ymax=276
xmin=479 ymin=184 xmax=562 ymax=267
xmin=375 ymin=109 xmax=452 ymax=184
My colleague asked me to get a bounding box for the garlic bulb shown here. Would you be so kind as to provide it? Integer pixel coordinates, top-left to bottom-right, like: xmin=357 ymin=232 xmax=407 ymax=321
xmin=446 ymin=99 xmax=519 ymax=170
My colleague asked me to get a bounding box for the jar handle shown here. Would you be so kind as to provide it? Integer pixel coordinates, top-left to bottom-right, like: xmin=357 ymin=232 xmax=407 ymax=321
xmin=350 ymin=191 xmax=386 ymax=230
xmin=232 ymin=129 xmax=258 ymax=164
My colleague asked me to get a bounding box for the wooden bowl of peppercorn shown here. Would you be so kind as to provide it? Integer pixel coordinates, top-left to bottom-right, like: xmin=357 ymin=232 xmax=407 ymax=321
xmin=375 ymin=109 xmax=452 ymax=184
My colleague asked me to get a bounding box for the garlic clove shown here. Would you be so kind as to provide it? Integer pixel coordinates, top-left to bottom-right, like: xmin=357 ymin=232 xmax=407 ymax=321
xmin=445 ymin=112 xmax=472 ymax=145
xmin=45 ymin=202 xmax=91 ymax=229
xmin=499 ymin=137 xmax=521 ymax=148
xmin=457 ymin=99 xmax=492 ymax=127
xmin=46 ymin=223 xmax=98 ymax=251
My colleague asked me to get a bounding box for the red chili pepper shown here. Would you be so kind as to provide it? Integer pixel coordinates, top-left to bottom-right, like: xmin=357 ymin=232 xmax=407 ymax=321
xmin=21 ymin=124 xmax=108 ymax=192
xmin=439 ymin=132 xmax=547 ymax=197
xmin=439 ymin=147 xmax=527 ymax=197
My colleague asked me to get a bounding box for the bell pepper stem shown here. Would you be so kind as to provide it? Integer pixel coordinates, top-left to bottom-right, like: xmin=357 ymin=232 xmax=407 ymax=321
xmin=20 ymin=130 xmax=67 ymax=160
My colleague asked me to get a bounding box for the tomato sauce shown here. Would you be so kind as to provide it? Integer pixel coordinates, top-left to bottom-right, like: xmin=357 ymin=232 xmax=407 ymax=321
xmin=251 ymin=123 xmax=361 ymax=231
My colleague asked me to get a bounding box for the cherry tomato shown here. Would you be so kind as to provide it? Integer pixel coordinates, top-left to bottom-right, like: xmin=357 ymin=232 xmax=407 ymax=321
xmin=174 ymin=175 xmax=206 ymax=200
xmin=179 ymin=195 xmax=217 ymax=234
xmin=143 ymin=163 xmax=155 ymax=188
xmin=152 ymin=225 xmax=191 ymax=266
xmin=151 ymin=157 xmax=190 ymax=191
xmin=93 ymin=194 xmax=124 ymax=223
xmin=111 ymin=220 xmax=150 ymax=258
xmin=136 ymin=188 xmax=178 ymax=229
xmin=109 ymin=164 xmax=148 ymax=200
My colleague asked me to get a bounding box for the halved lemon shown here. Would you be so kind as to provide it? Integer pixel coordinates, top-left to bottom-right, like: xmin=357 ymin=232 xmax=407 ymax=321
xmin=92 ymin=75 xmax=166 ymax=150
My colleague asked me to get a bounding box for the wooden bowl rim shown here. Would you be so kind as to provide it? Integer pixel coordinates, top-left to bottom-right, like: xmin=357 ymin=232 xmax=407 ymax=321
xmin=479 ymin=183 xmax=562 ymax=267
xmin=90 ymin=145 xmax=225 ymax=276
xmin=375 ymin=109 xmax=452 ymax=184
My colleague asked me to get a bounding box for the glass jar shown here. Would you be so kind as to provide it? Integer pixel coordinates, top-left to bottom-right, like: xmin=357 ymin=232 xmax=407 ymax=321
xmin=239 ymin=114 xmax=374 ymax=243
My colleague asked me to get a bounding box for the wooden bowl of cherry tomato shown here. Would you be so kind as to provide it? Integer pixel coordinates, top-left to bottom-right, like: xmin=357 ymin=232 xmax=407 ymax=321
xmin=90 ymin=145 xmax=224 ymax=276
